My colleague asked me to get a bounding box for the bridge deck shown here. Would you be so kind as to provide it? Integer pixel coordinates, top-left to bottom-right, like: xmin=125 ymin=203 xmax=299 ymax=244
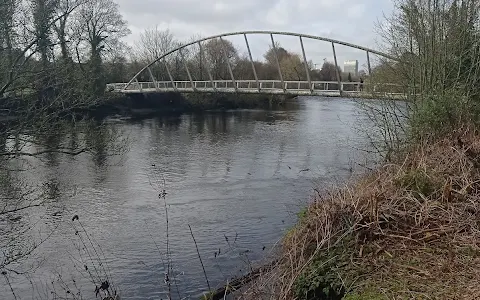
xmin=108 ymin=80 xmax=407 ymax=99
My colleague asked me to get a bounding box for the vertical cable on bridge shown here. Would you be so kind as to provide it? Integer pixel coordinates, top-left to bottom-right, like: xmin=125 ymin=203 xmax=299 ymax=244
xmin=135 ymin=78 xmax=142 ymax=92
xmin=163 ymin=58 xmax=177 ymax=92
xmin=146 ymin=66 xmax=159 ymax=91
xmin=199 ymin=41 xmax=203 ymax=81
xmin=244 ymin=34 xmax=260 ymax=92
xmin=366 ymin=50 xmax=372 ymax=76
xmin=219 ymin=36 xmax=237 ymax=92
xmin=270 ymin=34 xmax=285 ymax=93
xmin=331 ymin=42 xmax=343 ymax=96
xmin=366 ymin=50 xmax=374 ymax=95
xmin=180 ymin=48 xmax=195 ymax=91
xmin=299 ymin=36 xmax=312 ymax=94
xmin=198 ymin=41 xmax=216 ymax=92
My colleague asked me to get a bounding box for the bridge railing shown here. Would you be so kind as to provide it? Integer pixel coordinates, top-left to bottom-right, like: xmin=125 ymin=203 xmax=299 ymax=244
xmin=107 ymin=80 xmax=408 ymax=98
xmin=118 ymin=80 xmax=351 ymax=91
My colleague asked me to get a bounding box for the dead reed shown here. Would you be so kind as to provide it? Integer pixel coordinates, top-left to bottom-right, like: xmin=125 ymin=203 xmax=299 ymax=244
xmin=240 ymin=125 xmax=480 ymax=299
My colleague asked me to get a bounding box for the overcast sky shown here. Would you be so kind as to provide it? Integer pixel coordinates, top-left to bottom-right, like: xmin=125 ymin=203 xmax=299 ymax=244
xmin=116 ymin=0 xmax=394 ymax=70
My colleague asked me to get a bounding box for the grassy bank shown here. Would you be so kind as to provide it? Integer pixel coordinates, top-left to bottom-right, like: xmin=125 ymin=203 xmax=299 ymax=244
xmin=240 ymin=126 xmax=480 ymax=299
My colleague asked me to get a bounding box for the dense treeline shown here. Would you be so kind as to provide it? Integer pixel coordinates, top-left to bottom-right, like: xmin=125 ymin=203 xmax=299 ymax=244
xmin=0 ymin=0 xmax=130 ymax=102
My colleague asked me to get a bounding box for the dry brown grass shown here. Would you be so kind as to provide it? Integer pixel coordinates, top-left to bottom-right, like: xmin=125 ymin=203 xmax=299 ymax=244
xmin=238 ymin=126 xmax=480 ymax=300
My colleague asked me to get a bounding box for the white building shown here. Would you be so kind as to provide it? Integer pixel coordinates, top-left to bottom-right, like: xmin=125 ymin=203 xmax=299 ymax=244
xmin=344 ymin=60 xmax=359 ymax=76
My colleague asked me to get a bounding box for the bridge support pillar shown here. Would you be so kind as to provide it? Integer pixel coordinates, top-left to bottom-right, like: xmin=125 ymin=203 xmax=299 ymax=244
xmin=299 ymin=36 xmax=312 ymax=94
xmin=331 ymin=42 xmax=343 ymax=97
xmin=366 ymin=50 xmax=375 ymax=98
xmin=270 ymin=34 xmax=285 ymax=93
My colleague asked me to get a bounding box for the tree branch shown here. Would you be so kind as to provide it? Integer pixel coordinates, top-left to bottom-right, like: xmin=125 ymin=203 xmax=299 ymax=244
xmin=0 ymin=148 xmax=87 ymax=158
xmin=0 ymin=2 xmax=83 ymax=97
xmin=1 ymin=203 xmax=45 ymax=215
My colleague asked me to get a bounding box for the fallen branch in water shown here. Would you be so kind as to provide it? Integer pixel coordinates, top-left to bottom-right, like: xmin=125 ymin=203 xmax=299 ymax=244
xmin=204 ymin=259 xmax=279 ymax=300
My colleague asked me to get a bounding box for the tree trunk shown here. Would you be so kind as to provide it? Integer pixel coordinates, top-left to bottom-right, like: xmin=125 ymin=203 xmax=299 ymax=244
xmin=57 ymin=18 xmax=70 ymax=62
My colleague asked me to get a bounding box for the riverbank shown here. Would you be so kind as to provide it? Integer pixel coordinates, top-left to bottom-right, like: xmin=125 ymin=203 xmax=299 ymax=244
xmin=239 ymin=126 xmax=480 ymax=299
xmin=85 ymin=92 xmax=289 ymax=119
xmin=0 ymin=92 xmax=289 ymax=124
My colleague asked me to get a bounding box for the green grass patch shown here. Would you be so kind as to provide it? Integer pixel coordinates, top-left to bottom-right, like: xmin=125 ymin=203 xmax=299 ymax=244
xmin=396 ymin=169 xmax=436 ymax=197
xmin=293 ymin=237 xmax=359 ymax=300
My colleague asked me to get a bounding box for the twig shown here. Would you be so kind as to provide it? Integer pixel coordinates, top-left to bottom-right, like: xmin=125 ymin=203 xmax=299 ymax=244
xmin=0 ymin=202 xmax=45 ymax=215
xmin=0 ymin=148 xmax=87 ymax=157
xmin=2 ymin=272 xmax=18 ymax=300
xmin=208 ymin=259 xmax=279 ymax=300
xmin=188 ymin=224 xmax=211 ymax=291
xmin=163 ymin=194 xmax=173 ymax=300
xmin=223 ymin=279 xmax=229 ymax=300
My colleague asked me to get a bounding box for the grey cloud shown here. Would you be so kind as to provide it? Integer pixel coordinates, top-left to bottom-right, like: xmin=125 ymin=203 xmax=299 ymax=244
xmin=117 ymin=0 xmax=393 ymax=68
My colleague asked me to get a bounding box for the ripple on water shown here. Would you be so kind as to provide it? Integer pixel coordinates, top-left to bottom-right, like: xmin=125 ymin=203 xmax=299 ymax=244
xmin=3 ymin=97 xmax=381 ymax=300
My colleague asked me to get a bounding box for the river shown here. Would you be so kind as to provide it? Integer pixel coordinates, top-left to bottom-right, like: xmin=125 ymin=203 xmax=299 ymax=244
xmin=1 ymin=96 xmax=380 ymax=300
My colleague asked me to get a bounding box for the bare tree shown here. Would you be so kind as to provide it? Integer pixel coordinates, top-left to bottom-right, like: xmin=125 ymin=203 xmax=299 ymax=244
xmin=135 ymin=26 xmax=177 ymax=64
xmin=0 ymin=0 xmax=81 ymax=100
xmin=311 ymin=61 xmax=341 ymax=81
xmin=263 ymin=43 xmax=289 ymax=66
xmin=75 ymin=0 xmax=130 ymax=95
xmin=32 ymin=0 xmax=57 ymax=66
xmin=54 ymin=0 xmax=85 ymax=62
xmin=133 ymin=26 xmax=181 ymax=81
xmin=262 ymin=44 xmax=309 ymax=80
xmin=203 ymin=38 xmax=238 ymax=79
xmin=234 ymin=54 xmax=264 ymax=80
xmin=0 ymin=0 xmax=32 ymax=99
xmin=0 ymin=0 xmax=17 ymax=76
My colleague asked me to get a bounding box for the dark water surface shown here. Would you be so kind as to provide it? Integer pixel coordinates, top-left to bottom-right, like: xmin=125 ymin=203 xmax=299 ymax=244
xmin=1 ymin=97 xmax=377 ymax=299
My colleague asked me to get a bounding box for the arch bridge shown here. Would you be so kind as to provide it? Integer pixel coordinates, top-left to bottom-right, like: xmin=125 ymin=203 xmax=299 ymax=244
xmin=108 ymin=31 xmax=404 ymax=98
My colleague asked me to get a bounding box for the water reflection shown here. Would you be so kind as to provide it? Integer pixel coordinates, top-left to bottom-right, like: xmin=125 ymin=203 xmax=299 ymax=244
xmin=86 ymin=123 xmax=110 ymax=167
xmin=1 ymin=97 xmax=380 ymax=300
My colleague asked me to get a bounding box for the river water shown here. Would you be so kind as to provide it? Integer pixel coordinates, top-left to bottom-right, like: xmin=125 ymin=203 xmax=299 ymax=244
xmin=1 ymin=96 xmax=379 ymax=300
